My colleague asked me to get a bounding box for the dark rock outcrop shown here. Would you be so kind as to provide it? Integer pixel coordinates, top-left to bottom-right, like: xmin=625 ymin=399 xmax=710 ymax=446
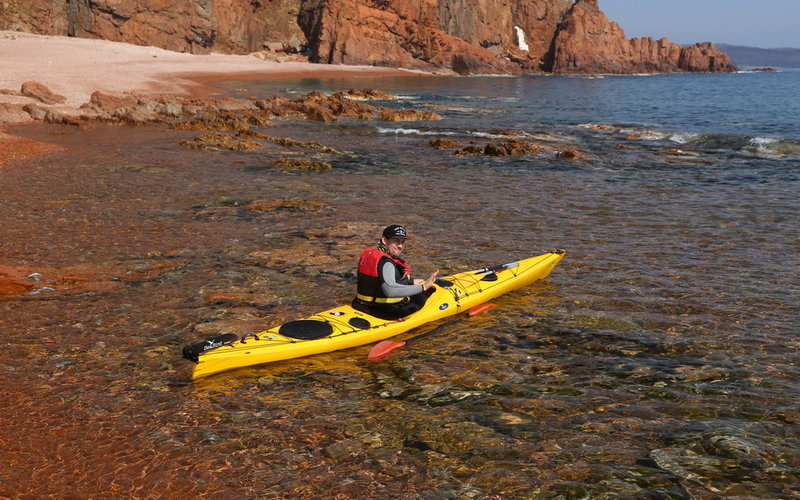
xmin=1 ymin=0 xmax=736 ymax=74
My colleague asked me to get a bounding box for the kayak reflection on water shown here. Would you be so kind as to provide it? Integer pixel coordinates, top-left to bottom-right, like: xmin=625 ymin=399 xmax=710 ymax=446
xmin=352 ymin=224 xmax=440 ymax=320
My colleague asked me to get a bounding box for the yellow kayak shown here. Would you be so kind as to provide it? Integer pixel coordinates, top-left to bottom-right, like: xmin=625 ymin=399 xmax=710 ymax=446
xmin=183 ymin=250 xmax=565 ymax=379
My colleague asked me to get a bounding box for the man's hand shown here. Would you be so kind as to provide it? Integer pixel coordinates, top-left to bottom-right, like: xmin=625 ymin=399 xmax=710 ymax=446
xmin=422 ymin=269 xmax=440 ymax=291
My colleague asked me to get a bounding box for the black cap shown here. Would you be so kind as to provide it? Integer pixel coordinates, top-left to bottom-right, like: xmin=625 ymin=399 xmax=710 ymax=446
xmin=382 ymin=224 xmax=407 ymax=239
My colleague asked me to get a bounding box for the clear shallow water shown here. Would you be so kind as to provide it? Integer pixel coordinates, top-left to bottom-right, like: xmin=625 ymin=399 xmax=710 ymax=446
xmin=1 ymin=71 xmax=798 ymax=497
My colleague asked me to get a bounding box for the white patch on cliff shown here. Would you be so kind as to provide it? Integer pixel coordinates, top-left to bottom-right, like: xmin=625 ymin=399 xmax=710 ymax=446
xmin=514 ymin=26 xmax=529 ymax=52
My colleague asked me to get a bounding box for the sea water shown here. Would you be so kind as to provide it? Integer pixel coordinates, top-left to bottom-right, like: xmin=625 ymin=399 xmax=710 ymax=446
xmin=1 ymin=70 xmax=798 ymax=497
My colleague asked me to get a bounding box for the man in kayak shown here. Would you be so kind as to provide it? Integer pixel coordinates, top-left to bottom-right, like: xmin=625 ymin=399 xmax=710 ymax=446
xmin=353 ymin=224 xmax=440 ymax=320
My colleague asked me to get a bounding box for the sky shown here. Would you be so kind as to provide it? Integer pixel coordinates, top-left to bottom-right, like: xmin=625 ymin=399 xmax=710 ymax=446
xmin=599 ymin=0 xmax=800 ymax=49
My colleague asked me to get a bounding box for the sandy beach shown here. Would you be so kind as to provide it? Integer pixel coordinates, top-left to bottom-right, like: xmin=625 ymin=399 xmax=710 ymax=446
xmin=0 ymin=30 xmax=429 ymax=167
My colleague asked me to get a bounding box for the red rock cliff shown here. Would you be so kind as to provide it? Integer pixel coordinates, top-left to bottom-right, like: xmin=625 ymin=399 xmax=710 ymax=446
xmin=0 ymin=0 xmax=306 ymax=54
xmin=297 ymin=0 xmax=577 ymax=74
xmin=550 ymin=0 xmax=736 ymax=74
xmin=0 ymin=0 xmax=736 ymax=74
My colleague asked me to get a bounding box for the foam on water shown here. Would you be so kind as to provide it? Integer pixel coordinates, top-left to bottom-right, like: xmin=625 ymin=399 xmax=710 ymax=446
xmin=376 ymin=127 xmax=450 ymax=136
xmin=748 ymin=136 xmax=800 ymax=157
xmin=668 ymin=132 xmax=702 ymax=144
xmin=576 ymin=122 xmax=798 ymax=158
xmin=750 ymin=136 xmax=778 ymax=145
xmin=376 ymin=127 xmax=510 ymax=139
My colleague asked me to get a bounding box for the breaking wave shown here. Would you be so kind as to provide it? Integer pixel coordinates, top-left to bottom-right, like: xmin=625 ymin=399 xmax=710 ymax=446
xmin=376 ymin=127 xmax=515 ymax=140
xmin=577 ymin=123 xmax=800 ymax=158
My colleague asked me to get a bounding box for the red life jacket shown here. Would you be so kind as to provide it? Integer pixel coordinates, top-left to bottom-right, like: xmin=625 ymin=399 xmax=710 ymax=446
xmin=356 ymin=247 xmax=412 ymax=303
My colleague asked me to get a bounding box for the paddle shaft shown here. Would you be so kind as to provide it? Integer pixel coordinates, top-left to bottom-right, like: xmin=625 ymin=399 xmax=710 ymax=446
xmin=402 ymin=317 xmax=462 ymax=345
xmin=401 ymin=303 xmax=495 ymax=345
xmin=367 ymin=303 xmax=498 ymax=362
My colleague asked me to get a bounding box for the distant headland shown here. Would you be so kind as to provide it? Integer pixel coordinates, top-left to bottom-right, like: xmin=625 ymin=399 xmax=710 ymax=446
xmin=716 ymin=44 xmax=800 ymax=69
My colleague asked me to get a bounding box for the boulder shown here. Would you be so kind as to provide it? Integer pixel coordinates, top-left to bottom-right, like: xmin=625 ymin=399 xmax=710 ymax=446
xmin=20 ymin=81 xmax=67 ymax=105
xmin=305 ymin=105 xmax=336 ymax=123
xmin=556 ymin=149 xmax=585 ymax=160
xmin=0 ymin=103 xmax=32 ymax=123
xmin=80 ymin=91 xmax=138 ymax=115
xmin=327 ymin=98 xmax=376 ymax=120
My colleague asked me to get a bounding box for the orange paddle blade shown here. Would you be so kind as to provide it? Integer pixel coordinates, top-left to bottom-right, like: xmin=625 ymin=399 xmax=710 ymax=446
xmin=367 ymin=340 xmax=407 ymax=362
xmin=467 ymin=303 xmax=497 ymax=317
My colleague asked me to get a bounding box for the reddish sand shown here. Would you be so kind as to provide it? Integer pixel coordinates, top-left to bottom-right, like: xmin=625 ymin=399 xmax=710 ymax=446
xmin=0 ymin=30 xmax=429 ymax=168
xmin=0 ymin=129 xmax=67 ymax=168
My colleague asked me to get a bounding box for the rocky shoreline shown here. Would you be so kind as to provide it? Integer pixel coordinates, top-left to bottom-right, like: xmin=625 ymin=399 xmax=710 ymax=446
xmin=0 ymin=30 xmax=435 ymax=168
xmin=0 ymin=16 xmax=737 ymax=169
xmin=0 ymin=30 xmax=590 ymax=171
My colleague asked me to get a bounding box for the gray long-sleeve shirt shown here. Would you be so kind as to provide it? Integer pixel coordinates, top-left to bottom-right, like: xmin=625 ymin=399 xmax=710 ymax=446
xmin=380 ymin=260 xmax=424 ymax=298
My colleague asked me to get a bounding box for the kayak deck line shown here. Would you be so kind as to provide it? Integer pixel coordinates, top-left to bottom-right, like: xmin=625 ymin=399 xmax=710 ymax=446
xmin=185 ymin=250 xmax=565 ymax=379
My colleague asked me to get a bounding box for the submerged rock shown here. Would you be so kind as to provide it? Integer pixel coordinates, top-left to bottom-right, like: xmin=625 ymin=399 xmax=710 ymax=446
xmin=666 ymin=148 xmax=701 ymax=157
xmin=274 ymin=158 xmax=333 ymax=171
xmin=339 ymin=88 xmax=394 ymax=100
xmin=702 ymin=433 xmax=771 ymax=466
xmin=404 ymin=419 xmax=521 ymax=461
xmin=378 ymin=108 xmax=441 ymax=122
xmin=177 ymin=133 xmax=262 ymax=152
xmin=429 ymin=138 xmax=465 ymax=149
xmin=451 ymin=138 xmax=560 ymax=157
xmin=556 ymin=149 xmax=586 ymax=160
xmin=243 ymin=199 xmax=332 ymax=213
xmin=454 ymin=146 xmax=485 ymax=156
xmin=484 ymin=139 xmax=540 ymax=156
xmin=647 ymin=447 xmax=729 ymax=491
xmin=240 ymin=130 xmax=341 ymax=154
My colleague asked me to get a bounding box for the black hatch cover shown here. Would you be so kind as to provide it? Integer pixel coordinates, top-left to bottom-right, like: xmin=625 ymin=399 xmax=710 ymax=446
xmin=278 ymin=320 xmax=334 ymax=340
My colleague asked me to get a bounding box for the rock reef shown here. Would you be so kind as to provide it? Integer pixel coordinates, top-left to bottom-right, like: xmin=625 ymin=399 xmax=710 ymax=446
xmin=1 ymin=0 xmax=736 ymax=75
xmin=0 ymin=81 xmax=435 ymax=127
